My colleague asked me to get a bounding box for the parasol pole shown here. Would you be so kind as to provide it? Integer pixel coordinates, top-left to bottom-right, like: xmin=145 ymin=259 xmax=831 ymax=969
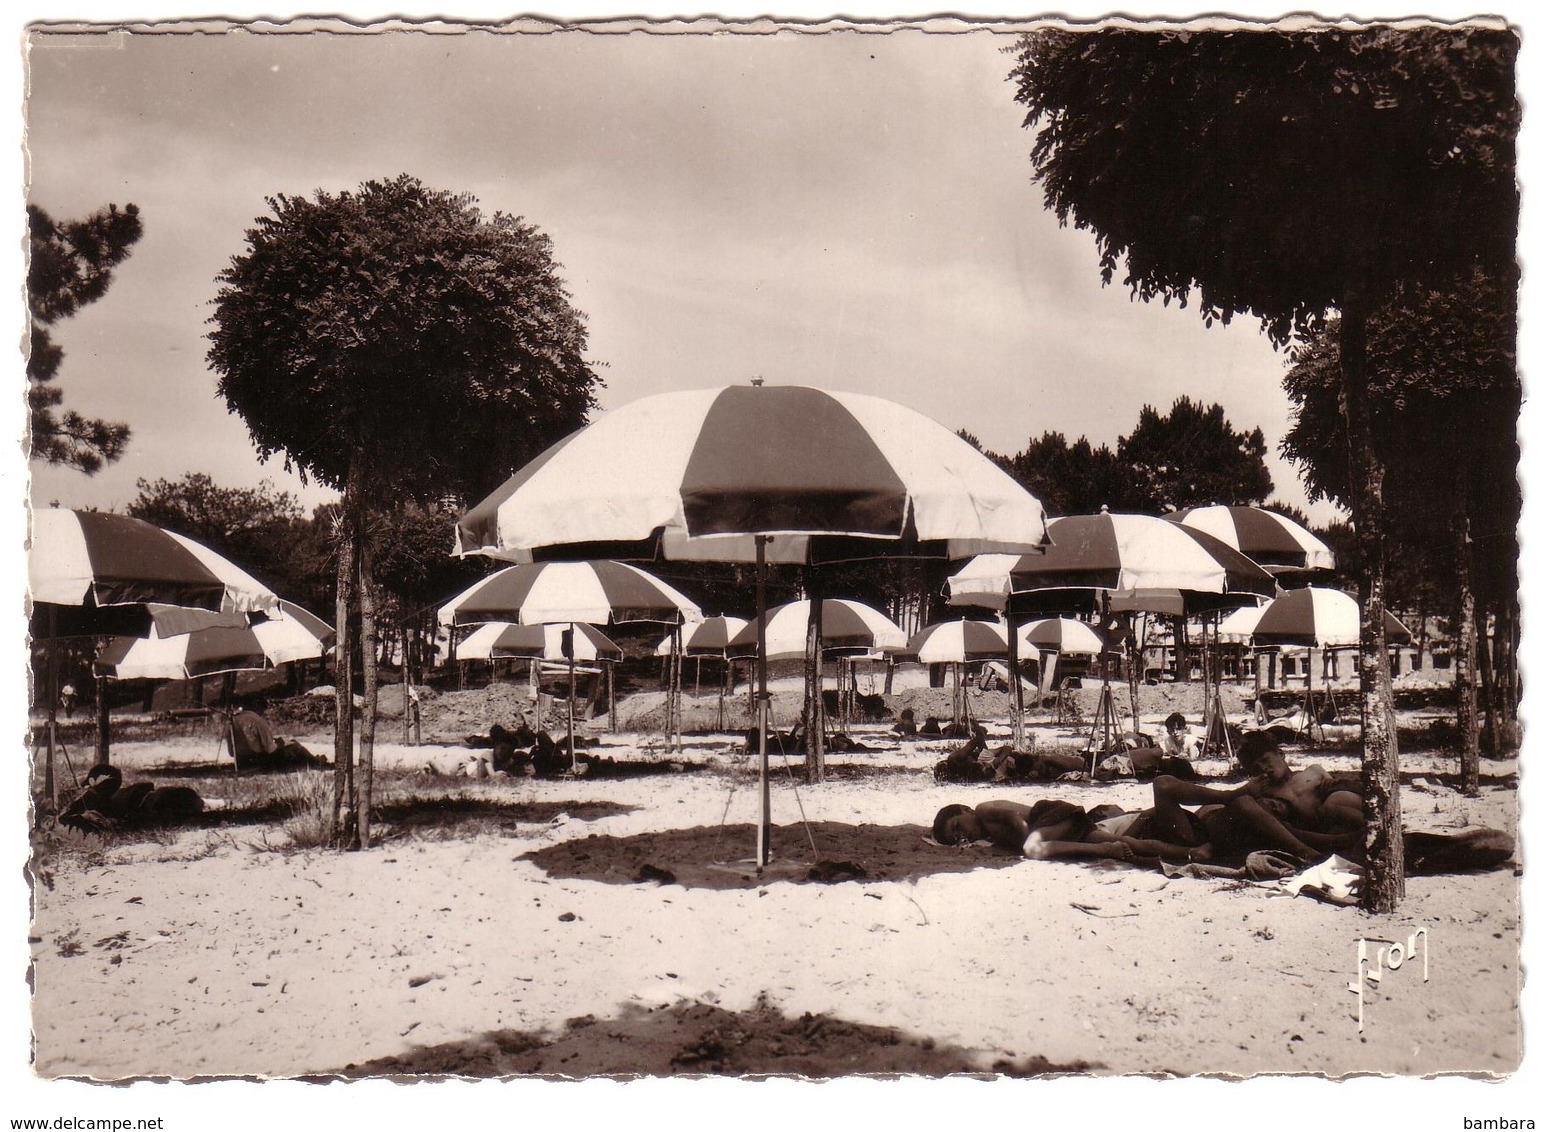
xmin=45 ymin=606 xmax=58 ymax=808
xmin=1007 ymin=607 xmax=1024 ymax=749
xmin=755 ymin=535 xmax=771 ymax=868
xmin=566 ymin=623 xmax=577 ymax=771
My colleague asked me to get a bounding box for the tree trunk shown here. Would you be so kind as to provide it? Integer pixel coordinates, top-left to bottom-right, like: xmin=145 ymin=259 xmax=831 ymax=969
xmin=94 ymin=674 xmax=111 ymax=766
xmin=400 ymin=625 xmax=411 ymax=745
xmin=1501 ymin=598 xmax=1520 ymax=725
xmin=1454 ymin=512 xmax=1480 ymax=796
xmin=1338 ymin=301 xmax=1403 ymax=912
xmin=1476 ymin=602 xmax=1498 ymax=757
xmin=357 ymin=531 xmax=379 ymax=851
xmin=803 ymin=590 xmax=825 ymax=783
xmin=331 ymin=466 xmax=358 ymax=847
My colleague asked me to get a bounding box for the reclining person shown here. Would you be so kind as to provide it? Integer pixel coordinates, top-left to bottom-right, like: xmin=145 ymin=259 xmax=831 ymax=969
xmin=932 ymin=799 xmax=1136 ymax=862
xmin=1147 ymin=734 xmax=1513 ymax=871
xmin=229 ymin=708 xmax=324 ymax=771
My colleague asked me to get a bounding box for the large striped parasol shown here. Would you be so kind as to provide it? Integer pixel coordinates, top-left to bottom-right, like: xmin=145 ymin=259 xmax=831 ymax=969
xmin=947 ymin=511 xmax=1275 ymax=616
xmin=1018 ymin=617 xmax=1107 ymax=656
xmin=654 ymin=615 xmax=753 ymax=658
xmin=455 ymin=383 xmax=1049 ymax=867
xmin=1251 ymin=587 xmax=1413 ymax=649
xmin=458 ymin=621 xmax=622 ymax=662
xmin=437 ymin=560 xmax=702 ymax=628
xmin=96 ymin=601 xmax=334 ymax=681
xmin=900 ymin=618 xmax=1010 ymax=664
xmin=454 ymin=384 xmax=1048 ymax=566
xmin=30 ymin=508 xmax=280 ymax=637
xmin=1166 ymin=505 xmax=1335 ymax=575
xmin=725 ymin=598 xmax=908 ymax=661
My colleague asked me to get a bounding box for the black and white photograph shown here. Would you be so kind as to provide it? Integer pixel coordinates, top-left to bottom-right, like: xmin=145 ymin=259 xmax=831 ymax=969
xmin=9 ymin=4 xmax=1537 ymax=1127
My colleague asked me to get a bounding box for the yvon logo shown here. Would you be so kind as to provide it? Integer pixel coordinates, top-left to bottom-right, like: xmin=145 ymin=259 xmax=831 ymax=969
xmin=1348 ymin=929 xmax=1428 ymax=1031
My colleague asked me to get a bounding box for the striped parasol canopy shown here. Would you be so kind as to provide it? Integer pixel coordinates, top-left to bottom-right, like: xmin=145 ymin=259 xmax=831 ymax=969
xmin=30 ymin=508 xmax=280 ymax=637
xmin=96 ymin=601 xmax=333 ymax=681
xmin=725 ymin=599 xmax=908 ymax=661
xmin=1216 ymin=602 xmax=1269 ymax=644
xmin=1251 ymin=587 xmax=1413 ymax=649
xmin=654 ymin=615 xmax=753 ymax=658
xmin=454 ymin=383 xmax=1049 ymax=868
xmin=1166 ymin=505 xmax=1335 ymax=574
xmin=454 ymin=384 xmax=1049 ymax=565
xmin=438 ymin=560 xmax=702 ymax=628
xmin=900 ymin=618 xmax=1010 ymax=664
xmin=458 ymin=621 xmax=622 ymax=663
xmin=1017 ymin=617 xmax=1107 ymax=656
xmin=947 ymin=511 xmax=1276 ymax=616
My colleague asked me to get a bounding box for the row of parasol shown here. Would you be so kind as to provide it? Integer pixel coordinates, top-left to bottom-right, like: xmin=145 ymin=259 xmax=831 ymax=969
xmin=445 ymin=383 xmax=1356 ymax=867
xmin=30 ymin=383 xmax=1364 ymax=868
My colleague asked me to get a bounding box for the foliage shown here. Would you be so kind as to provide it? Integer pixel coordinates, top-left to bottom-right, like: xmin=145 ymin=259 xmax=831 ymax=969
xmin=27 ymin=202 xmax=143 ymax=473
xmin=126 ymin=473 xmax=332 ymax=614
xmin=984 ymin=398 xmax=1271 ymax=516
xmin=1009 ymin=25 xmax=1519 ymax=342
xmin=1281 ymin=267 xmax=1520 ymax=606
xmin=366 ymin=501 xmax=491 ymax=625
xmin=1117 ymin=396 xmax=1272 ymax=513
xmin=208 ymin=174 xmax=601 ymax=505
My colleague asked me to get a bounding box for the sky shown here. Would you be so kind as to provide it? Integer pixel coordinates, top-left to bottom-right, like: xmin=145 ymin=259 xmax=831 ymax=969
xmin=7 ymin=4 xmax=1542 ymax=1129
xmin=19 ymin=16 xmax=1368 ymax=524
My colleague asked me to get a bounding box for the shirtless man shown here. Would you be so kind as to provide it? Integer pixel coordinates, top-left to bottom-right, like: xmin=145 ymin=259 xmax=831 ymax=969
xmin=932 ymin=799 xmax=1137 ymax=861
xmin=1135 ymin=735 xmax=1361 ymax=862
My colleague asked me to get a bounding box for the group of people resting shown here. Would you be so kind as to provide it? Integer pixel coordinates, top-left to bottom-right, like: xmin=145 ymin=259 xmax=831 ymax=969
xmin=932 ymin=711 xmax=1201 ymax=786
xmin=445 ymin=720 xmax=638 ymax=779
xmin=59 ymin=764 xmax=206 ymax=835
xmin=933 ymin=731 xmax=1514 ymax=876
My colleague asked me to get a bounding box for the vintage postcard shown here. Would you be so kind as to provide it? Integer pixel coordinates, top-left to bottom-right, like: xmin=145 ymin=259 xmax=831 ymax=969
xmin=11 ymin=6 xmax=1535 ymax=1129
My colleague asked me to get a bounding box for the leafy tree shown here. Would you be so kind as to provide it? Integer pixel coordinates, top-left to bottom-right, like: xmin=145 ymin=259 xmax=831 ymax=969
xmin=987 ymin=400 xmax=1271 ymax=517
xmin=208 ymin=174 xmax=602 ymax=848
xmin=27 ymin=202 xmax=143 ymax=473
xmin=1009 ymin=24 xmax=1518 ymax=910
xmin=126 ymin=473 xmax=329 ymax=612
xmin=1282 ymin=267 xmax=1520 ymax=788
xmin=999 ymin=432 xmax=1132 ymax=516
xmin=1117 ymin=396 xmax=1271 ymax=513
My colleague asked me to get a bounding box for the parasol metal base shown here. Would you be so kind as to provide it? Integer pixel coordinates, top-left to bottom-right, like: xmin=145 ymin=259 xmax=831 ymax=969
xmin=707 ymin=859 xmax=812 ymax=881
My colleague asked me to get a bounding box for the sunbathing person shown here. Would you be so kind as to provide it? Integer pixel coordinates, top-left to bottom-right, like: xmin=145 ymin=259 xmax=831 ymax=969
xmin=893 ymin=708 xmax=919 ymax=737
xmin=932 ymin=799 xmax=1136 ymax=861
xmin=229 ymin=708 xmax=325 ymax=772
xmin=60 ymin=764 xmax=205 ymax=834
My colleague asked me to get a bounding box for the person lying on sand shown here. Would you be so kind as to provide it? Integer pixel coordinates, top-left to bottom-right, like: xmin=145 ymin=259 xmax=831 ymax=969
xmin=229 ymin=708 xmax=326 ymax=772
xmin=1141 ymin=734 xmax=1514 ymax=872
xmin=59 ymin=764 xmax=205 ymax=834
xmin=933 ymin=724 xmax=1085 ymax=784
xmin=932 ymin=799 xmax=1137 ymax=862
xmin=893 ymin=708 xmax=918 ymax=737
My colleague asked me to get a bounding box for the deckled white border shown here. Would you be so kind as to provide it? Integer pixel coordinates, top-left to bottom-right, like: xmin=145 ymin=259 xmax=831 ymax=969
xmin=6 ymin=4 xmax=1538 ymax=1129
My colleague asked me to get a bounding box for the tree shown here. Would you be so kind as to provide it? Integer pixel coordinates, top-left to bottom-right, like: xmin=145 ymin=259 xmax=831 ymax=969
xmin=1117 ymin=396 xmax=1272 ymax=513
xmin=1282 ymin=267 xmax=1521 ymax=791
xmin=987 ymin=399 xmax=1271 ymax=517
xmin=208 ymin=174 xmax=601 ymax=848
xmin=1010 ymin=24 xmax=1518 ymax=910
xmin=126 ymin=473 xmax=329 ymax=613
xmin=27 ymin=202 xmax=143 ymax=473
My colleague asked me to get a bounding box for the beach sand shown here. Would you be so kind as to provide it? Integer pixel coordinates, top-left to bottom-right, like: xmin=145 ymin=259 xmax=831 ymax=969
xmin=27 ymin=694 xmax=1521 ymax=1083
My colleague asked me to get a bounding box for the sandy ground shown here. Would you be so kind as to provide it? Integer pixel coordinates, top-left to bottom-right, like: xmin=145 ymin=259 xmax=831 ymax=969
xmin=26 ymin=692 xmax=1522 ymax=1085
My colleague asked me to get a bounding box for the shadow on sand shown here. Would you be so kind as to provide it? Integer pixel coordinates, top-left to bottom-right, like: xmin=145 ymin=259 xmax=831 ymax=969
xmin=324 ymin=995 xmax=1094 ymax=1079
xmin=521 ymin=820 xmax=1020 ymax=889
